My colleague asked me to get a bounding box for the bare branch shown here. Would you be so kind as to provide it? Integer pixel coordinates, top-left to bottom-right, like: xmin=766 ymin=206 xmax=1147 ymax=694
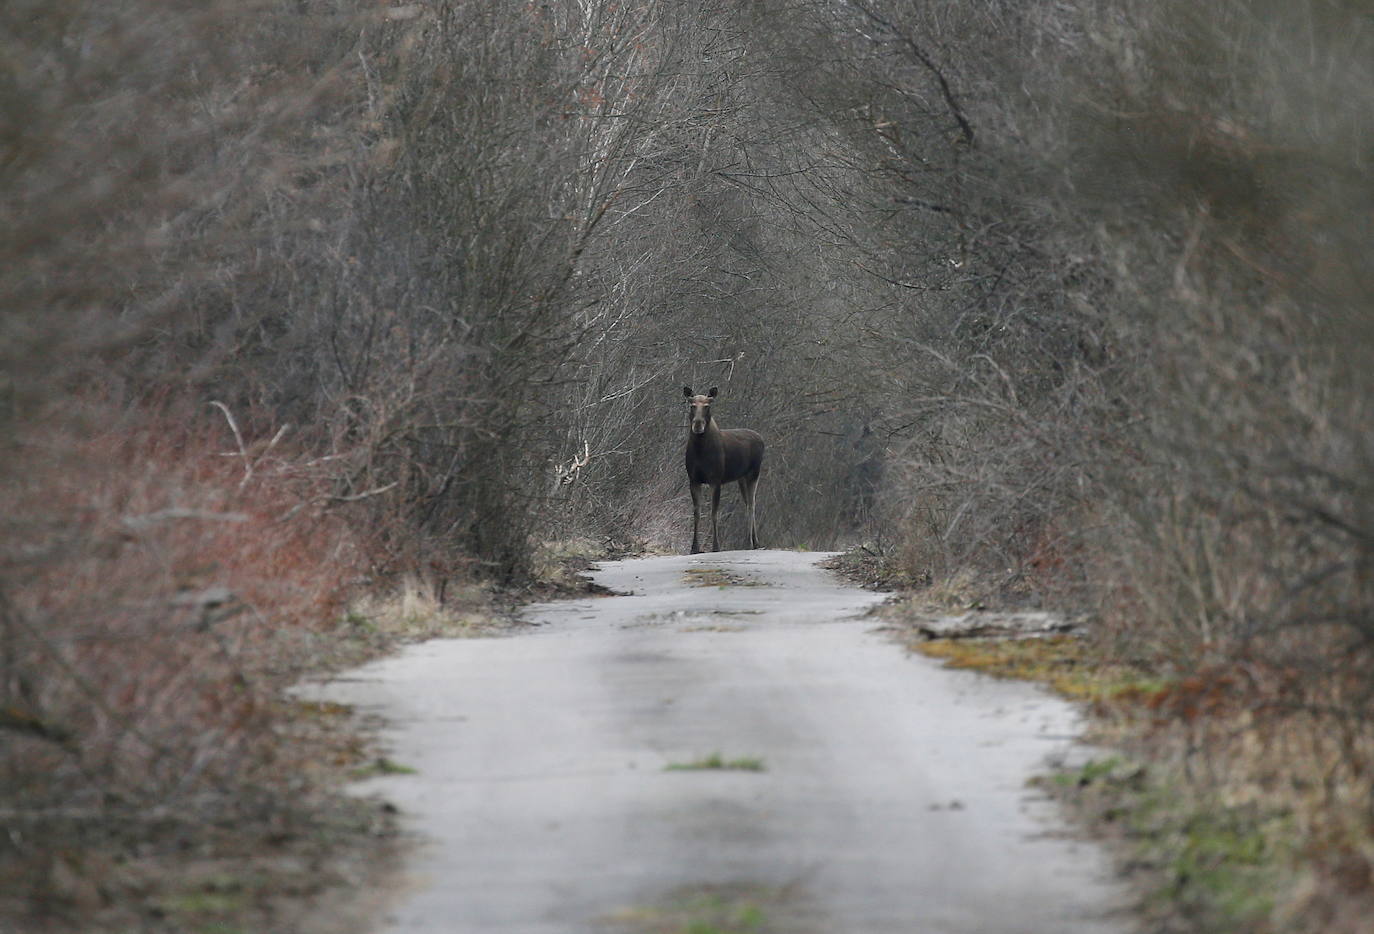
xmin=208 ymin=401 xmax=252 ymax=488
xmin=846 ymin=0 xmax=976 ymax=147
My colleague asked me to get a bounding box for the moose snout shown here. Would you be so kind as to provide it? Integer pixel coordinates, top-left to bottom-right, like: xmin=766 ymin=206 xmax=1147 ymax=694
xmin=691 ymin=421 xmax=706 ymax=434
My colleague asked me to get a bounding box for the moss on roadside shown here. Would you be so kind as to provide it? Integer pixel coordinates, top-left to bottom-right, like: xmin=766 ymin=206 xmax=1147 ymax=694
xmin=910 ymin=634 xmax=1166 ymax=702
xmin=912 ymin=627 xmax=1311 ymax=933
xmin=1046 ymin=755 xmax=1290 ymax=933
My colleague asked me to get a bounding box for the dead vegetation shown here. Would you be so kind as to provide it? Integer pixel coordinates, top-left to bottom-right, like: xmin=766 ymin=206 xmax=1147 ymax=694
xmin=0 ymin=402 xmax=408 ymax=932
xmin=1042 ymin=663 xmax=1374 ymax=934
xmin=894 ymin=608 xmax=1374 ymax=933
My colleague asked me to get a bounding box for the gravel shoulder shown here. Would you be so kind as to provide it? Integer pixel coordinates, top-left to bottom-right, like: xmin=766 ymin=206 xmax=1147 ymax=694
xmin=308 ymin=550 xmax=1130 ymax=933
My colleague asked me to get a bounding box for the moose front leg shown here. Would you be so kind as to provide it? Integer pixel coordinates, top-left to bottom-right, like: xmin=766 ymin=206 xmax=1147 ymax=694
xmin=689 ymin=481 xmax=702 ymax=554
xmin=710 ymin=483 xmax=722 ymax=552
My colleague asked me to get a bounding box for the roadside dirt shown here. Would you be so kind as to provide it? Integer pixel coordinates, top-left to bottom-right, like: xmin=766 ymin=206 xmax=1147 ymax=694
xmin=305 ymin=550 xmax=1131 ymax=933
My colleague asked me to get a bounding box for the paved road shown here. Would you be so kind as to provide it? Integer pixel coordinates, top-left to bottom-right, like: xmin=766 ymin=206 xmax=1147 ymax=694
xmin=316 ymin=550 xmax=1127 ymax=933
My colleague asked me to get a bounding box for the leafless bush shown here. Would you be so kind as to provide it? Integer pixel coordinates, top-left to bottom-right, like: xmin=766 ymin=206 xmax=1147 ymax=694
xmin=0 ymin=3 xmax=407 ymax=926
xmin=1013 ymin=2 xmax=1374 ymax=920
xmin=1027 ymin=0 xmax=1374 ymax=664
xmin=0 ymin=401 xmax=377 ymax=928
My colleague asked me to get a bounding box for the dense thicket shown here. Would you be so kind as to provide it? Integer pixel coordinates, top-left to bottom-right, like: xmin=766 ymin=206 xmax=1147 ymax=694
xmin=4 ymin=0 xmax=1372 ymax=929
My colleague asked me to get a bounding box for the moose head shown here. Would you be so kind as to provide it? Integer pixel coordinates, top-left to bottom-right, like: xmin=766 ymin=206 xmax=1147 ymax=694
xmin=683 ymin=386 xmax=718 ymax=435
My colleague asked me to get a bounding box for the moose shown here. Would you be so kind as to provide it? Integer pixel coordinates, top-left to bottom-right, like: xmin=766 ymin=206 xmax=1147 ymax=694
xmin=683 ymin=386 xmax=765 ymax=553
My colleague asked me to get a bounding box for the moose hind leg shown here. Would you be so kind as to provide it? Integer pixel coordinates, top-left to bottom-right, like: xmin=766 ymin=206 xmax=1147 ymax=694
xmin=740 ymin=475 xmax=760 ymax=549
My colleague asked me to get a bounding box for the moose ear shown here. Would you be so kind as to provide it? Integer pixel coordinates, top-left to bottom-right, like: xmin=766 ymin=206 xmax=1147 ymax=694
xmin=707 ymin=387 xmax=718 ymax=398
xmin=683 ymin=386 xmax=693 ymax=398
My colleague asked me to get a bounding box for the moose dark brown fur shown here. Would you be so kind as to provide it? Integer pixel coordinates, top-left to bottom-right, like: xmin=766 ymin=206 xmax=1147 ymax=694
xmin=683 ymin=386 xmax=764 ymax=553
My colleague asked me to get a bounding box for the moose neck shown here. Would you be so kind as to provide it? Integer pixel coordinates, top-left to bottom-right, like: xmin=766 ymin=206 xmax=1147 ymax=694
xmin=689 ymin=419 xmax=722 ymax=449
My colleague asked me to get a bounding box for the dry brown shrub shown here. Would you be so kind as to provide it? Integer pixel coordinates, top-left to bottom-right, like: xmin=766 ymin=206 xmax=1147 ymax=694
xmin=0 ymin=398 xmax=379 ymax=925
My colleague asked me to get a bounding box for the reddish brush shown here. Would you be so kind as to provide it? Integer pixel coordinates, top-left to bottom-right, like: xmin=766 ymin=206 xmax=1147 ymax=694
xmin=0 ymin=401 xmax=368 ymax=816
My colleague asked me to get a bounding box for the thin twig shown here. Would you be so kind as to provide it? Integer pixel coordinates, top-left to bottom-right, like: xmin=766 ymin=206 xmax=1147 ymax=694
xmin=208 ymin=401 xmax=252 ymax=488
xmin=259 ymin=423 xmax=291 ymax=463
xmin=326 ymin=481 xmax=399 ymax=503
xmin=847 ymin=0 xmax=976 ymax=147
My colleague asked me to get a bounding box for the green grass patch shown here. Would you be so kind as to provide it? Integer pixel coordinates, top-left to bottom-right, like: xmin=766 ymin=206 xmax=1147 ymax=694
xmin=608 ymin=883 xmax=783 ymax=933
xmin=349 ymin=756 xmax=418 ymax=779
xmin=664 ymin=752 xmax=766 ymax=772
xmin=289 ymin=698 xmax=353 ymax=719
xmin=344 ymin=609 xmax=378 ymax=632
xmin=153 ymin=874 xmax=251 ymax=926
xmin=1048 ymin=755 xmax=1288 ymax=931
xmin=1050 ymin=755 xmax=1132 ymax=789
xmin=923 ymin=633 xmax=1291 ymax=929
